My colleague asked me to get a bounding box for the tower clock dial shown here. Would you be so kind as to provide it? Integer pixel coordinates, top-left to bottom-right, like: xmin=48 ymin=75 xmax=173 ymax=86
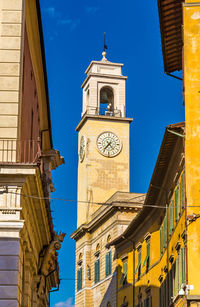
xmin=79 ymin=135 xmax=86 ymax=162
xmin=97 ymin=131 xmax=122 ymax=157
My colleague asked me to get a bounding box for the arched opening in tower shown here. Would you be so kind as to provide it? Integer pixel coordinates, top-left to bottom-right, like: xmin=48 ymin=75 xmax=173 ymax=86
xmin=99 ymin=86 xmax=114 ymax=116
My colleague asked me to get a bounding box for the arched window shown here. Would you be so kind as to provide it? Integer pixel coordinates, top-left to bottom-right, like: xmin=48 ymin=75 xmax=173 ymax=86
xmin=107 ymin=302 xmax=111 ymax=307
xmin=100 ymin=86 xmax=114 ymax=115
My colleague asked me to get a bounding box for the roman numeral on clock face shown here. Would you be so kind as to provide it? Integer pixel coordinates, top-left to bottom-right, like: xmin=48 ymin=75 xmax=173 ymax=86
xmin=96 ymin=131 xmax=122 ymax=157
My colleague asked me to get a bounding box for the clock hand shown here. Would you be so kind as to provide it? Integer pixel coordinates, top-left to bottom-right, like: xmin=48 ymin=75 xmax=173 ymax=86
xmin=104 ymin=141 xmax=111 ymax=150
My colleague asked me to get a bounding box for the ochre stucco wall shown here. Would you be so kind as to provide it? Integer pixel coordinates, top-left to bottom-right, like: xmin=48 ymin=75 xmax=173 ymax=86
xmin=184 ymin=1 xmax=200 ymax=296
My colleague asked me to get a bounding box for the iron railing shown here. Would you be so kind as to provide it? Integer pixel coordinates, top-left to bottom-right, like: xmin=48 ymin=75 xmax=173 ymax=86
xmin=84 ymin=106 xmax=122 ymax=117
xmin=0 ymin=139 xmax=41 ymax=164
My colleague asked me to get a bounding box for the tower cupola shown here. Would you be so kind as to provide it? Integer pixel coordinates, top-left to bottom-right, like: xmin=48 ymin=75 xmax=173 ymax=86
xmin=81 ymin=54 xmax=127 ymax=118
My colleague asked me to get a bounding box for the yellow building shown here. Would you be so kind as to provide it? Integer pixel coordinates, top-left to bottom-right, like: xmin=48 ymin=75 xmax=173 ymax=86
xmin=109 ymin=122 xmax=186 ymax=307
xmin=0 ymin=0 xmax=64 ymax=305
xmin=71 ymin=52 xmax=145 ymax=306
xmin=107 ymin=0 xmax=200 ymax=305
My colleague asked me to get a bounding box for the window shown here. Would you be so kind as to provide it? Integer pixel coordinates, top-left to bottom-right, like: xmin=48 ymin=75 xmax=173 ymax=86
xmin=120 ymin=259 xmax=128 ymax=285
xmin=143 ymin=238 xmax=150 ymax=272
xmin=160 ymin=225 xmax=163 ymax=256
xmin=175 ymin=247 xmax=186 ymax=295
xmin=163 ymin=216 xmax=167 ymax=248
xmin=169 ymin=200 xmax=174 ymax=235
xmin=175 ymin=188 xmax=178 ymax=221
xmin=94 ymin=258 xmax=100 ymax=284
xmin=94 ymin=244 xmax=100 ymax=284
xmin=77 ymin=266 xmax=82 ymax=291
xmin=135 ymin=248 xmax=141 ymax=280
xmin=106 ymin=250 xmax=112 ymax=277
xmin=181 ymin=171 xmax=185 ymax=210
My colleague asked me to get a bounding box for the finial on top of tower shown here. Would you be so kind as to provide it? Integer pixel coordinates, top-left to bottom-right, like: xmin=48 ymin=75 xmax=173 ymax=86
xmin=102 ymin=32 xmax=108 ymax=61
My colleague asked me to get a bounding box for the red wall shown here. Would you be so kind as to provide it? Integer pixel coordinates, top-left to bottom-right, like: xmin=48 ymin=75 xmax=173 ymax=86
xmin=21 ymin=27 xmax=40 ymax=143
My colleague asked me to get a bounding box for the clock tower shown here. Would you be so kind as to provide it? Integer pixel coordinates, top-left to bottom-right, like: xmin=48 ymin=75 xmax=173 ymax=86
xmin=71 ymin=52 xmax=144 ymax=307
xmin=76 ymin=51 xmax=132 ymax=227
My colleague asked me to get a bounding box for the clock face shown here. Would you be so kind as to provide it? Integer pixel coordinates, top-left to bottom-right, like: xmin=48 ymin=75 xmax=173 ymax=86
xmin=79 ymin=136 xmax=86 ymax=162
xmin=97 ymin=131 xmax=122 ymax=157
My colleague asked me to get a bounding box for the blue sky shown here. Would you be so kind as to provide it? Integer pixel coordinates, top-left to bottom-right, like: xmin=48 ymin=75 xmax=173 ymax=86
xmin=40 ymin=0 xmax=184 ymax=306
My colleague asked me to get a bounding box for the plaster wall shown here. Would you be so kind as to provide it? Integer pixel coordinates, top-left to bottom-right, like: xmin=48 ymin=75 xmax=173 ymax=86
xmin=184 ymin=1 xmax=200 ymax=298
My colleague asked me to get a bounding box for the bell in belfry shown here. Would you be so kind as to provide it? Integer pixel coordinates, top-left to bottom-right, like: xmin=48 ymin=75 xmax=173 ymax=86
xmin=100 ymin=87 xmax=113 ymax=105
xmin=100 ymin=90 xmax=109 ymax=103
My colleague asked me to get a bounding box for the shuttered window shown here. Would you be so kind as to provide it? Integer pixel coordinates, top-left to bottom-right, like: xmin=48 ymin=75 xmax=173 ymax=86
xmin=120 ymin=260 xmax=128 ymax=285
xmin=106 ymin=250 xmax=112 ymax=277
xmin=181 ymin=171 xmax=185 ymax=210
xmin=95 ymin=259 xmax=100 ymax=284
xmin=160 ymin=226 xmax=163 ymax=256
xmin=135 ymin=249 xmax=141 ymax=279
xmin=77 ymin=267 xmax=82 ymax=291
xmin=143 ymin=239 xmax=150 ymax=271
xmin=169 ymin=200 xmax=174 ymax=235
xmin=177 ymin=183 xmax=181 ymax=217
xmin=163 ymin=216 xmax=167 ymax=248
xmin=181 ymin=247 xmax=186 ymax=284
xmin=175 ymin=256 xmax=179 ymax=295
xmin=175 ymin=189 xmax=178 ymax=221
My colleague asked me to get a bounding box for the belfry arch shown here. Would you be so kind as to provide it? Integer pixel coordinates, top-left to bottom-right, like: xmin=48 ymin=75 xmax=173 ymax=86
xmin=99 ymin=86 xmax=114 ymax=115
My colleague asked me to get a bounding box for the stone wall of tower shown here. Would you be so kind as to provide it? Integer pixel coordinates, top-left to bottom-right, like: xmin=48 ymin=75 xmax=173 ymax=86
xmin=77 ymin=118 xmax=131 ymax=227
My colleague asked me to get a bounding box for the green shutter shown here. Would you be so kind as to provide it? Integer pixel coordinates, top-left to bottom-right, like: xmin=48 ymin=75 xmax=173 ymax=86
xmin=179 ymin=251 xmax=182 ymax=290
xmin=97 ymin=259 xmax=100 ymax=282
xmin=80 ymin=267 xmax=82 ymax=290
xmin=94 ymin=261 xmax=97 ymax=283
xmin=95 ymin=261 xmax=98 ymax=283
xmin=109 ymin=251 xmax=112 ymax=275
xmin=169 ymin=204 xmax=171 ymax=235
xmin=106 ymin=251 xmax=112 ymax=276
xmin=147 ymin=240 xmax=150 ymax=269
xmin=123 ymin=261 xmax=127 ymax=275
xmin=181 ymin=172 xmax=185 ymax=209
xmin=182 ymin=247 xmax=186 ymax=284
xmin=160 ymin=226 xmax=163 ymax=255
xmin=177 ymin=183 xmax=180 ymax=217
xmin=176 ymin=257 xmax=179 ymax=295
xmin=171 ymin=200 xmax=174 ymax=231
xmin=175 ymin=189 xmax=178 ymax=222
xmin=77 ymin=270 xmax=79 ymax=291
xmin=164 ymin=216 xmax=167 ymax=248
xmin=172 ymin=264 xmax=175 ymax=297
xmin=106 ymin=253 xmax=108 ymax=276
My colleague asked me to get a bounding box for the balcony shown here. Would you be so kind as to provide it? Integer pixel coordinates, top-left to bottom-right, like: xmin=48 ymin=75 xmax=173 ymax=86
xmin=83 ymin=105 xmax=122 ymax=117
xmin=0 ymin=139 xmax=41 ymax=164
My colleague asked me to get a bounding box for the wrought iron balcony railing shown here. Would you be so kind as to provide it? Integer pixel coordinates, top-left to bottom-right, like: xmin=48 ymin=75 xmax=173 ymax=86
xmin=0 ymin=139 xmax=41 ymax=164
xmin=84 ymin=106 xmax=122 ymax=117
